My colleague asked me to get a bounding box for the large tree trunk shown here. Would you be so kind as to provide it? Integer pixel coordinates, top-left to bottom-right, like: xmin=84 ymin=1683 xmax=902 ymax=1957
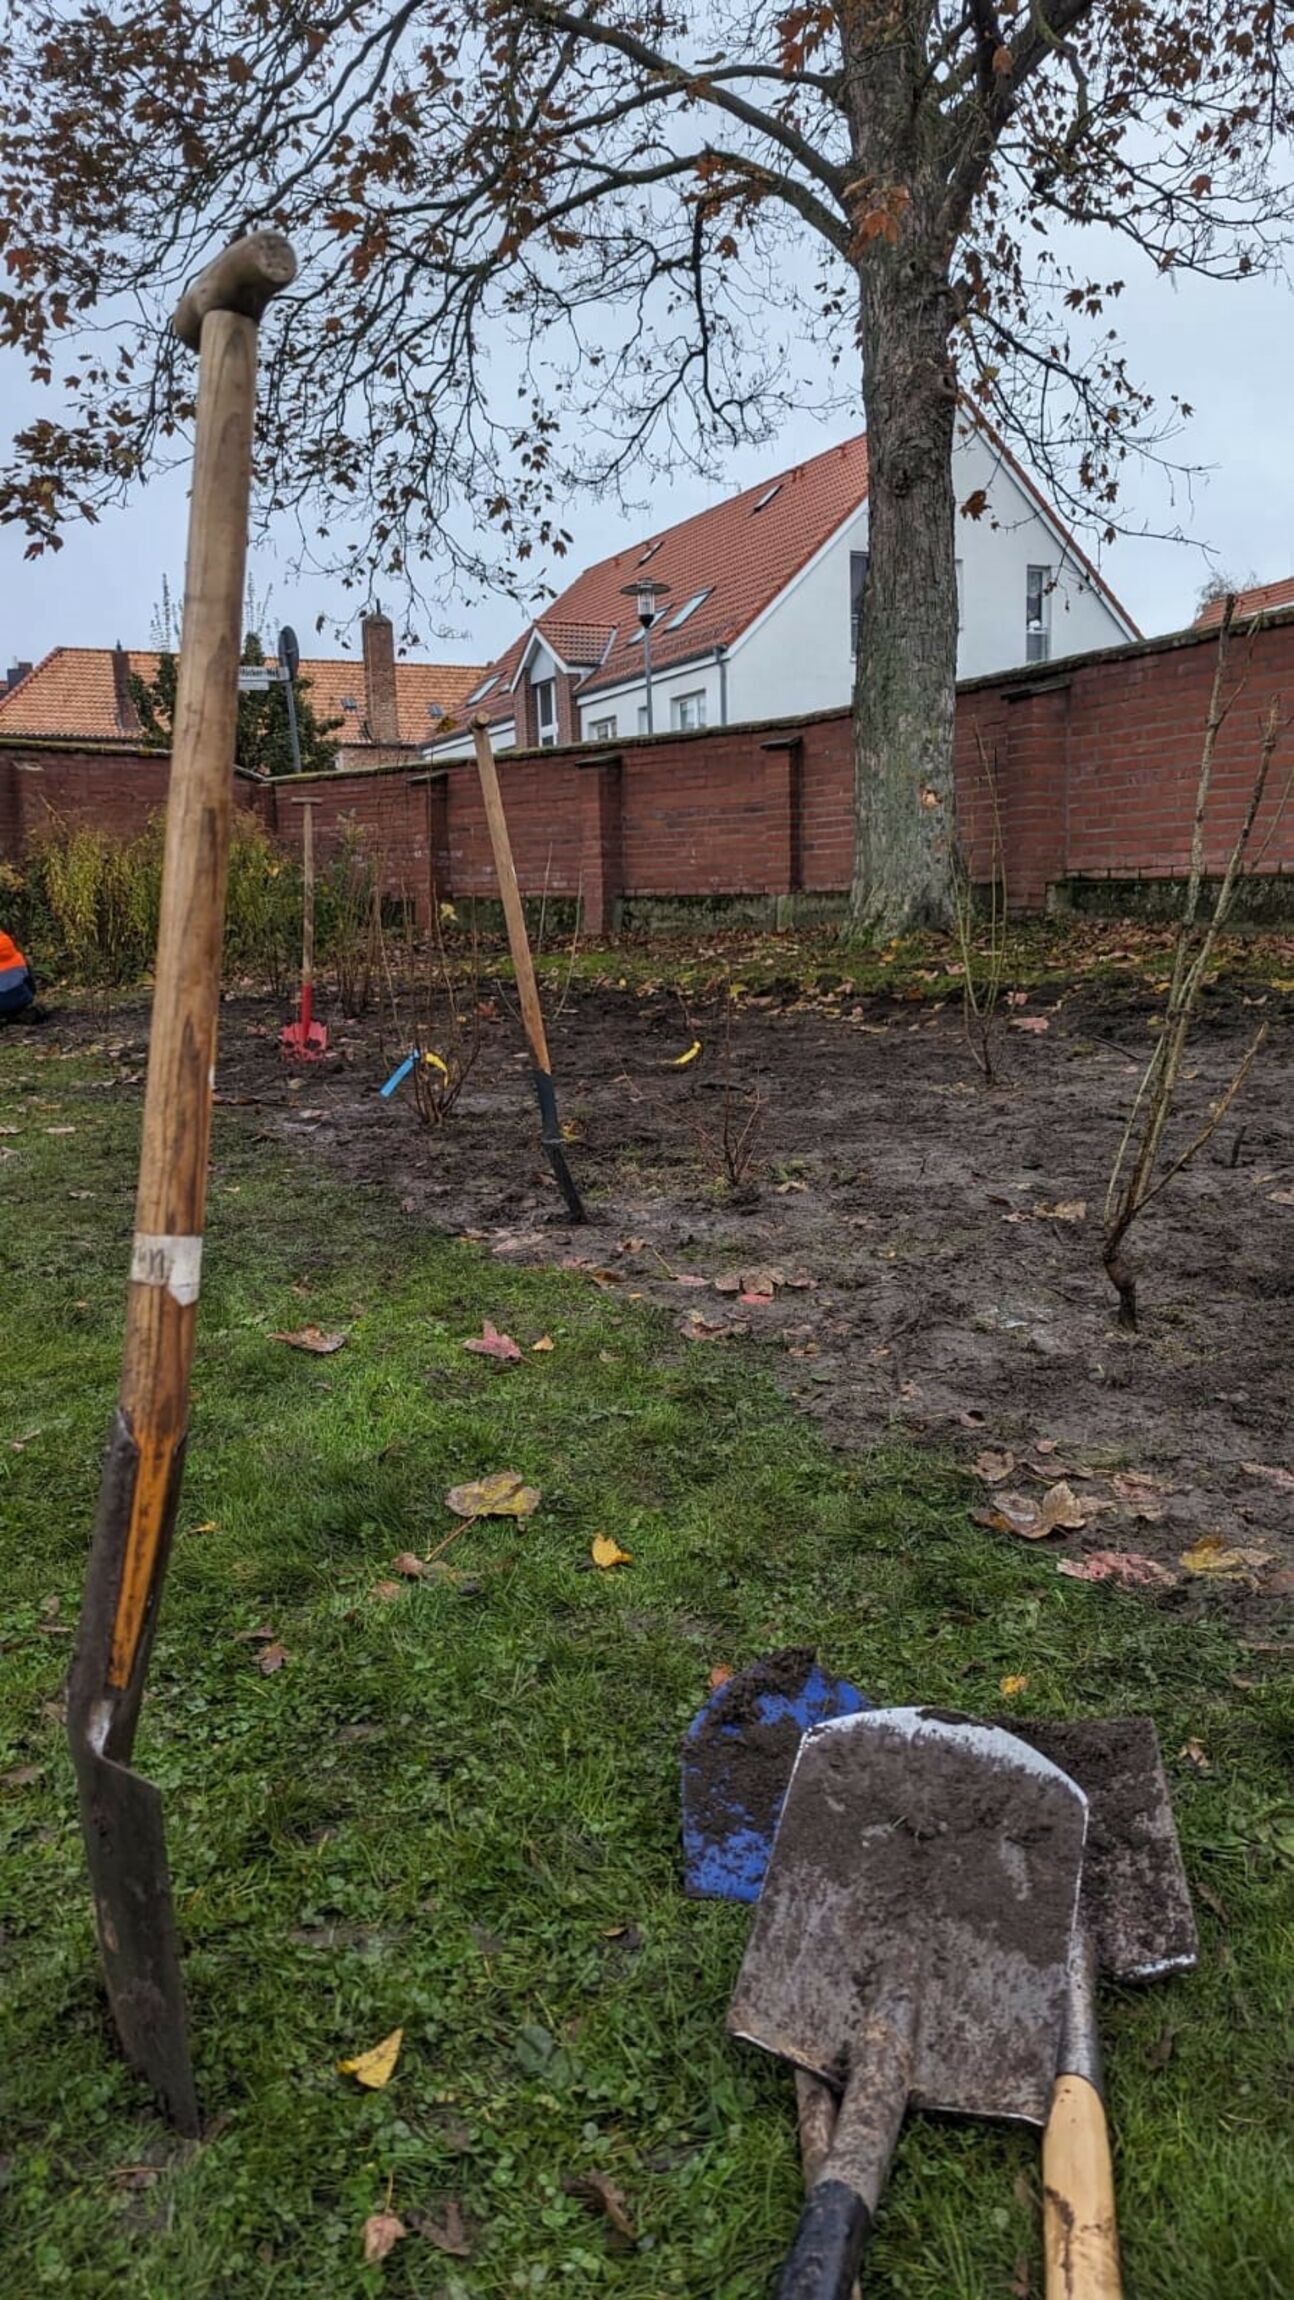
xmin=848 ymin=248 xmax=960 ymax=938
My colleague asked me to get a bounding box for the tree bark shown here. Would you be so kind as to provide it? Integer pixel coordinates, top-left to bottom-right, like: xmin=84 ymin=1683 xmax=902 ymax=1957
xmin=850 ymin=248 xmax=960 ymax=936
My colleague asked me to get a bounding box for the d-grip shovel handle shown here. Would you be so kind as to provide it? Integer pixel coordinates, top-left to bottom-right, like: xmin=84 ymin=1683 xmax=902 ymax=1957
xmin=777 ymin=2001 xmax=914 ymax=2300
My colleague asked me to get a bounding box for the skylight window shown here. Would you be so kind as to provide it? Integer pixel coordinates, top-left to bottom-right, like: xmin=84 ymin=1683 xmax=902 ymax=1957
xmin=752 ymin=484 xmax=782 ymax=513
xmin=667 ymin=587 xmax=712 ymax=630
xmin=638 ymin=539 xmax=664 ymax=566
xmin=465 ymin=673 xmax=499 ymax=704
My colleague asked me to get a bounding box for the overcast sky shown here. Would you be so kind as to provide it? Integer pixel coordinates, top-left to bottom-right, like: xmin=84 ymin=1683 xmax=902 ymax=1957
xmin=2 ymin=252 xmax=1290 ymax=679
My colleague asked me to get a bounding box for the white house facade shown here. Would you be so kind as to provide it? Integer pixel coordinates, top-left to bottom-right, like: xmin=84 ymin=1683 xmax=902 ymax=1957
xmin=428 ymin=421 xmax=1138 ymax=761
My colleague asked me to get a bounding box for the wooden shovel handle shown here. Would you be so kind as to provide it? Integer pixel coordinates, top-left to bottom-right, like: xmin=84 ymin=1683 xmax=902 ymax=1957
xmin=796 ymin=2072 xmax=862 ymax=2300
xmin=106 ymin=245 xmax=291 ymax=1691
xmin=1043 ymin=2075 xmax=1122 ymax=2300
xmin=471 ymin=718 xmax=551 ymax=1073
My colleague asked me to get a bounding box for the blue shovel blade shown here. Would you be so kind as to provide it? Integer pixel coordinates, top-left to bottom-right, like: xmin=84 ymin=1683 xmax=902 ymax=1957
xmin=681 ymin=1652 xmax=872 ymax=1902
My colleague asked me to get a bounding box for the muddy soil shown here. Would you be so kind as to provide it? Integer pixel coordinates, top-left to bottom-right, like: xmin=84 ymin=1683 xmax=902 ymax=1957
xmin=62 ymin=968 xmax=1294 ymax=1618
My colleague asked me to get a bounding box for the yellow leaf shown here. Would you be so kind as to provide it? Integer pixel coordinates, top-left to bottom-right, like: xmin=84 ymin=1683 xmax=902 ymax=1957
xmin=999 ymin=1674 xmax=1030 ymax=1697
xmin=445 ymin=1471 xmax=540 ymax=1519
xmin=423 ymin=1050 xmax=449 ymax=1076
xmin=591 ymin=1533 xmax=632 ymax=1569
xmin=339 ymin=2026 xmax=403 ymax=2089
xmin=531 ymin=1335 xmax=555 ymax=1352
xmin=671 ymin=1040 xmax=702 ymax=1067
xmin=1180 ymin=1536 xmax=1273 ymax=1578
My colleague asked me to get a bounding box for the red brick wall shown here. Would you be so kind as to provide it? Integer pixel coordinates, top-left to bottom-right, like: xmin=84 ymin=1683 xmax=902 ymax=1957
xmin=5 ymin=612 xmax=1292 ymax=916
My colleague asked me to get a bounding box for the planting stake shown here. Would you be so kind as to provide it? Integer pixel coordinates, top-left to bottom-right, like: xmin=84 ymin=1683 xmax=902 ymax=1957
xmin=66 ymin=231 xmax=297 ymax=2133
xmin=281 ymin=797 xmax=328 ymax=1057
xmin=471 ymin=717 xmax=586 ymax=1221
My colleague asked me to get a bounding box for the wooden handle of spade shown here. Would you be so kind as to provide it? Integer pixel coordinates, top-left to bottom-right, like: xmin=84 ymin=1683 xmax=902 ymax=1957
xmin=1043 ymin=2077 xmax=1122 ymax=2299
xmin=471 ymin=716 xmax=551 ymax=1073
xmin=1042 ymin=1921 xmax=1122 ymax=2300
xmin=103 ymin=234 xmax=296 ymax=1702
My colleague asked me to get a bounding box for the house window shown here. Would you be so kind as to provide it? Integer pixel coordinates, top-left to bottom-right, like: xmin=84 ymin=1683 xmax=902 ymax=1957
xmin=1026 ymin=565 xmax=1051 ymax=663
xmin=671 ymin=690 xmax=706 ymax=731
xmin=850 ymin=551 xmax=869 ymax=653
xmin=637 ymin=704 xmax=650 ymax=734
xmin=466 ymin=672 xmax=499 ymax=705
xmin=533 ymin=676 xmax=557 ymax=746
xmin=587 ymin=714 xmax=617 ymax=741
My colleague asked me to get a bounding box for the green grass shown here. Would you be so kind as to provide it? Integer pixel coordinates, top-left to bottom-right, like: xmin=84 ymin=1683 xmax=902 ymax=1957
xmin=1 ymin=1040 xmax=1290 ymax=2299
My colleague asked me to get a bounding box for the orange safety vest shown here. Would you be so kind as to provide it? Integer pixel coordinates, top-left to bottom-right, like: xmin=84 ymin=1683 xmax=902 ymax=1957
xmin=0 ymin=930 xmax=27 ymax=975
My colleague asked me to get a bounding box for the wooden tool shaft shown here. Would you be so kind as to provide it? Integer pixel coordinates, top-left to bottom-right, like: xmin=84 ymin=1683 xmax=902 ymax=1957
xmin=471 ymin=719 xmax=551 ymax=1071
xmin=1043 ymin=2076 xmax=1122 ymax=2299
xmin=301 ymin=802 xmax=315 ymax=989
xmin=110 ymin=308 xmax=258 ymax=1686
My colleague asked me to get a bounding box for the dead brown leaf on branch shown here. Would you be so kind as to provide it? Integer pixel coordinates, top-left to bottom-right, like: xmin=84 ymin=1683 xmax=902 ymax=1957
xmin=1103 ymin=599 xmax=1293 ymax=1330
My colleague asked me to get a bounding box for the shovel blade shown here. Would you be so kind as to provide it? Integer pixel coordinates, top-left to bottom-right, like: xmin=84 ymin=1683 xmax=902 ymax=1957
xmin=73 ymin=1746 xmax=199 ymax=2135
xmin=729 ymin=1708 xmax=1087 ymax=2128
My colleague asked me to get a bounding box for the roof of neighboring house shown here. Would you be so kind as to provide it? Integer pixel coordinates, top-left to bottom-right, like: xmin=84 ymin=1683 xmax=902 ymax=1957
xmin=1195 ymin=576 xmax=1294 ymax=628
xmin=0 ymin=647 xmax=485 ymax=746
xmin=463 ymin=435 xmax=872 ymax=730
xmin=452 ymin=420 xmax=1140 ymax=741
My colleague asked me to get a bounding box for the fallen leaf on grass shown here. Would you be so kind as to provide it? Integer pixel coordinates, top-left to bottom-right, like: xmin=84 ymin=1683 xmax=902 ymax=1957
xmin=1178 ymin=1738 xmax=1211 ymax=1774
xmin=445 ymin=1472 xmax=540 ymax=1519
xmin=362 ymin=2210 xmax=405 ymax=2264
xmin=707 ymin=1664 xmax=733 ymax=1690
xmin=1180 ymin=1536 xmax=1273 ymax=1579
xmin=272 ymin=1325 xmax=346 ymax=1355
xmin=679 ymin=1311 xmax=737 ymax=1343
xmin=256 ymin=1641 xmax=288 ymax=1674
xmin=1241 ymin=1461 xmax=1294 ymax=1492
xmin=973 ymin=1449 xmax=1016 ymax=1484
xmin=2 ymin=1764 xmax=43 ymax=1789
xmin=409 ymin=2199 xmax=472 ymax=2257
xmin=234 ymin=1623 xmax=279 ymax=1643
xmin=1057 ymin=1551 xmax=1179 ymax=1590
xmin=371 ymin=1580 xmax=403 ymax=1603
xmin=671 ymin=1040 xmax=702 ymax=1068
xmin=392 ymin=1552 xmax=425 ymax=1579
xmin=463 ymin=1320 xmax=522 ymax=1362
xmin=564 ymin=2171 xmax=636 ymax=2244
xmin=591 ymin=1534 xmax=632 ymax=1570
xmin=974 ymin=1481 xmax=1089 ymax=1540
xmin=999 ymin=1674 xmax=1030 ymax=1697
xmin=532 ymin=1335 xmax=555 ymax=1352
xmin=339 ymin=2027 xmax=403 ymax=2089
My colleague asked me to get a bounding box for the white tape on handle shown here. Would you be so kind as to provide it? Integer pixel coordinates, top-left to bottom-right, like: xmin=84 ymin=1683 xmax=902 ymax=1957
xmin=130 ymin=1232 xmax=204 ymax=1307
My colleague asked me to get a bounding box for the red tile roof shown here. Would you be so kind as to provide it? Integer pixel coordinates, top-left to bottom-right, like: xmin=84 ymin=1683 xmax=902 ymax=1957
xmin=468 ymin=434 xmax=871 ymax=725
xmin=0 ymin=647 xmax=484 ymax=746
xmin=1195 ymin=576 xmax=1294 ymax=628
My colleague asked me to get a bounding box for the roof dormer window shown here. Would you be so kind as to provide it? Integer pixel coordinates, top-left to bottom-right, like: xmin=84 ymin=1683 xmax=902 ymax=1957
xmin=667 ymin=588 xmax=712 ymax=630
xmin=466 ymin=672 xmax=500 ymax=704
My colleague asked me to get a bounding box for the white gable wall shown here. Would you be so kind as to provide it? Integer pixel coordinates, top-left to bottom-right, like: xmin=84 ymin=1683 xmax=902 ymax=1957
xmin=728 ymin=431 xmax=1132 ymax=723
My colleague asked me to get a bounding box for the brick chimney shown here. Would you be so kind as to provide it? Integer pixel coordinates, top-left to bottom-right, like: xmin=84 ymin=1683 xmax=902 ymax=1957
xmin=361 ymin=607 xmax=400 ymax=744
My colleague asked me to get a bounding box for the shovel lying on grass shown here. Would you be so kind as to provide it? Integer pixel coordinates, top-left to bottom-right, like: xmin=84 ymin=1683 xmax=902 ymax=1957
xmin=728 ymin=1707 xmax=1088 ymax=2299
xmin=471 ymin=717 xmax=586 ymax=1223
xmin=65 ymin=231 xmax=297 ymax=2135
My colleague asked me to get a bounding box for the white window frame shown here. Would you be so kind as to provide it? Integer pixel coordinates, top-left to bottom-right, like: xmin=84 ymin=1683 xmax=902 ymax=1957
xmin=850 ymin=550 xmax=869 ymax=655
xmin=671 ymin=689 xmax=707 ymax=732
xmin=1026 ymin=565 xmax=1052 ymax=664
xmin=637 ymin=704 xmax=650 ymax=734
xmin=956 ymin=558 xmax=964 ymax=633
xmin=533 ymin=675 xmax=557 ymax=746
xmin=587 ymin=714 xmax=617 ymax=741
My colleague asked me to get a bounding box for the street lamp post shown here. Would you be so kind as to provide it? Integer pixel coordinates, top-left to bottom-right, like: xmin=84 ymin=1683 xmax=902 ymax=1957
xmin=621 ymin=579 xmax=671 ymax=734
